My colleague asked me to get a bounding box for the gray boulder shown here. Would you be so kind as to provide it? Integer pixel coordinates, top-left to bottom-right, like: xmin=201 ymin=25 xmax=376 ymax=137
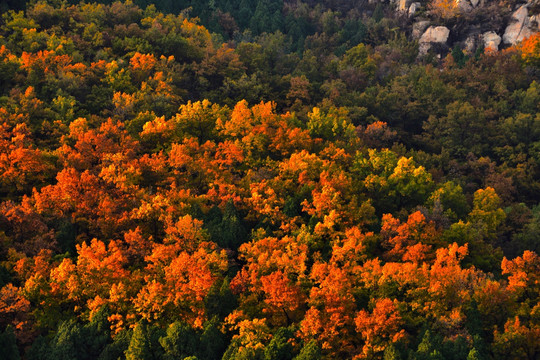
xmin=420 ymin=26 xmax=450 ymax=43
xmin=483 ymin=31 xmax=502 ymax=51
xmin=419 ymin=26 xmax=450 ymax=55
xmin=409 ymin=2 xmax=421 ymax=16
xmin=456 ymin=0 xmax=473 ymax=13
xmin=503 ymin=5 xmax=534 ymax=45
xmin=413 ymin=20 xmax=431 ymax=39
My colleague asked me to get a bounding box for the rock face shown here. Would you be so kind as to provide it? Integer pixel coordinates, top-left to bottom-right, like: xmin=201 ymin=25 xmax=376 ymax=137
xmin=531 ymin=15 xmax=540 ymax=30
xmin=483 ymin=31 xmax=502 ymax=51
xmin=503 ymin=5 xmax=534 ymax=45
xmin=413 ymin=20 xmax=431 ymax=39
xmin=457 ymin=0 xmax=472 ymax=13
xmin=465 ymin=35 xmax=478 ymax=53
xmin=420 ymin=26 xmax=450 ymax=43
xmin=399 ymin=0 xmax=408 ymax=11
xmin=403 ymin=0 xmax=540 ymax=56
xmin=419 ymin=26 xmax=450 ymax=55
xmin=408 ymin=2 xmax=421 ymax=16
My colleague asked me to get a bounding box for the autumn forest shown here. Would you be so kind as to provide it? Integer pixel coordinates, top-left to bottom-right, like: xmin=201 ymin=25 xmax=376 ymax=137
xmin=0 ymin=0 xmax=539 ymax=359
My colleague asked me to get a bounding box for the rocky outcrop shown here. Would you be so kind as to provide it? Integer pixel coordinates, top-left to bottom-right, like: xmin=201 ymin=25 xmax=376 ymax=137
xmin=464 ymin=34 xmax=479 ymax=53
xmin=503 ymin=5 xmax=535 ymax=45
xmin=456 ymin=0 xmax=472 ymax=13
xmin=420 ymin=26 xmax=450 ymax=43
xmin=408 ymin=2 xmax=421 ymax=17
xmin=483 ymin=31 xmax=502 ymax=51
xmin=419 ymin=26 xmax=450 ymax=55
xmin=399 ymin=0 xmax=539 ymax=56
xmin=531 ymin=15 xmax=540 ymax=30
xmin=413 ymin=20 xmax=431 ymax=39
xmin=399 ymin=0 xmax=408 ymax=11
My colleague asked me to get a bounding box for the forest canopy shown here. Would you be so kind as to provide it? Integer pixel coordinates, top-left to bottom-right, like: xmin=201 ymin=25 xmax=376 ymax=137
xmin=0 ymin=0 xmax=539 ymax=359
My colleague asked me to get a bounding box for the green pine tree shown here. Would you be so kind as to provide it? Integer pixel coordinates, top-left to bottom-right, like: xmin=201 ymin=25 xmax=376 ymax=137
xmin=416 ymin=330 xmax=444 ymax=360
xmin=0 ymin=326 xmax=20 ymax=360
xmin=198 ymin=318 xmax=227 ymax=360
xmin=159 ymin=321 xmax=199 ymax=360
xmin=294 ymin=340 xmax=321 ymax=360
xmin=98 ymin=329 xmax=132 ymax=360
xmin=125 ymin=322 xmax=165 ymax=360
xmin=467 ymin=348 xmax=482 ymax=360
xmin=384 ymin=344 xmax=402 ymax=360
xmin=205 ymin=277 xmax=238 ymax=319
xmin=263 ymin=327 xmax=294 ymax=360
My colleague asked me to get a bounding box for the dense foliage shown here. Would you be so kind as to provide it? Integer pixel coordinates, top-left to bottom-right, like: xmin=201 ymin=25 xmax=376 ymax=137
xmin=0 ymin=1 xmax=539 ymax=359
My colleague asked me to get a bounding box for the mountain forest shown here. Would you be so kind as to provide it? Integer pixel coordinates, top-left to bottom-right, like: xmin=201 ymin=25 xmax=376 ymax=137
xmin=0 ymin=0 xmax=539 ymax=359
